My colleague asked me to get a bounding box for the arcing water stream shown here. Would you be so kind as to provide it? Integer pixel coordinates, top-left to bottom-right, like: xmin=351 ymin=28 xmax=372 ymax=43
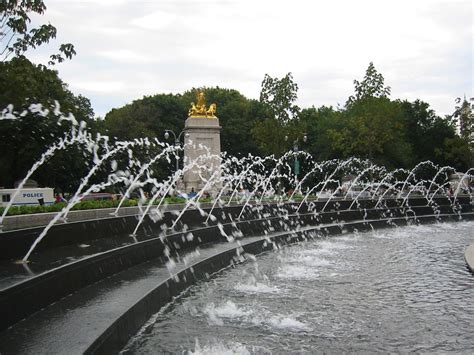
xmin=0 ymin=106 xmax=472 ymax=263
xmin=1 ymin=104 xmax=473 ymax=353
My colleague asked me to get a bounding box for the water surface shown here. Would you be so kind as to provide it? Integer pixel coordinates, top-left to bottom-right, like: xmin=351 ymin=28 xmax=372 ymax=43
xmin=124 ymin=221 xmax=474 ymax=354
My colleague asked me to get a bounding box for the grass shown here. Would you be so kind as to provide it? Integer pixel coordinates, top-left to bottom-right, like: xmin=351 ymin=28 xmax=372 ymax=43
xmin=0 ymin=193 xmax=317 ymax=217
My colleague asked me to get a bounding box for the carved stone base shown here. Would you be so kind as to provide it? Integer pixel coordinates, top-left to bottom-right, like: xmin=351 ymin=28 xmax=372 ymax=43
xmin=179 ymin=116 xmax=222 ymax=196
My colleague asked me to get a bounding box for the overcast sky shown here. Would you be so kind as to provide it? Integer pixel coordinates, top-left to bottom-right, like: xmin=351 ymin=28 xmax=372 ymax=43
xmin=28 ymin=0 xmax=472 ymax=118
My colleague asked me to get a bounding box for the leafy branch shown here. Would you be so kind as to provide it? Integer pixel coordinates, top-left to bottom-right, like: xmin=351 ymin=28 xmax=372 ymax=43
xmin=0 ymin=0 xmax=75 ymax=65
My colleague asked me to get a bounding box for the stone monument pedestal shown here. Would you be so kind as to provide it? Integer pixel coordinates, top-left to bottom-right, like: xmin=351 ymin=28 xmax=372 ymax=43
xmin=179 ymin=116 xmax=222 ymax=195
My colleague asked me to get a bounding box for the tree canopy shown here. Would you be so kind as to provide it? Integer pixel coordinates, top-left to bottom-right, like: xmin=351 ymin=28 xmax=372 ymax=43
xmin=1 ymin=60 xmax=472 ymax=192
xmin=105 ymin=87 xmax=262 ymax=158
xmin=99 ymin=64 xmax=474 ymax=172
xmin=346 ymin=62 xmax=391 ymax=106
xmin=0 ymin=57 xmax=96 ymax=190
xmin=0 ymin=0 xmax=76 ymax=65
xmin=259 ymin=72 xmax=300 ymax=123
xmin=251 ymin=72 xmax=302 ymax=156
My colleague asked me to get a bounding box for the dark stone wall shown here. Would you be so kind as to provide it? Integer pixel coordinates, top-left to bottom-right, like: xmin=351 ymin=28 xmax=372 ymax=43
xmin=1 ymin=196 xmax=470 ymax=260
xmin=0 ymin=197 xmax=472 ymax=333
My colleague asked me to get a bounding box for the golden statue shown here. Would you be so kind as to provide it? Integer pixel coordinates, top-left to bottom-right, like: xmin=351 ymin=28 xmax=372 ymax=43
xmin=206 ymin=103 xmax=216 ymax=116
xmin=188 ymin=91 xmax=217 ymax=118
xmin=196 ymin=92 xmax=205 ymax=107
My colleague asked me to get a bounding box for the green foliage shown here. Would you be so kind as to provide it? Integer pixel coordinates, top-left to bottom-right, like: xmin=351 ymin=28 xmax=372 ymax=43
xmin=0 ymin=57 xmax=97 ymax=190
xmin=1 ymin=55 xmax=471 ymax=202
xmin=105 ymin=93 xmax=186 ymax=141
xmin=104 ymin=93 xmax=188 ymax=182
xmin=295 ymin=63 xmax=469 ymax=170
xmin=346 ymin=62 xmax=391 ymax=106
xmin=250 ymin=73 xmax=301 ymax=156
xmin=0 ymin=199 xmax=138 ymax=216
xmin=0 ymin=196 xmax=221 ymax=216
xmin=318 ymin=63 xmax=410 ymax=167
xmin=398 ymin=99 xmax=459 ymax=167
xmin=102 ymin=64 xmax=471 ymax=174
xmin=165 ymin=196 xmax=186 ymax=204
xmin=329 ymin=97 xmax=411 ymax=167
xmin=0 ymin=0 xmax=76 ymax=64
xmin=251 ymin=118 xmax=287 ymax=157
xmin=259 ymin=72 xmax=300 ymax=123
xmin=106 ymin=87 xmax=262 ymax=158
xmin=299 ymin=106 xmax=344 ymax=161
xmin=435 ymin=136 xmax=473 ymax=171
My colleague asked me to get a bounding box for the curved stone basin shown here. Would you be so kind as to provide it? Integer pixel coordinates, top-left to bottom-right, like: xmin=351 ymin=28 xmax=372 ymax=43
xmin=465 ymin=243 xmax=474 ymax=273
xmin=0 ymin=197 xmax=472 ymax=353
xmin=125 ymin=221 xmax=474 ymax=353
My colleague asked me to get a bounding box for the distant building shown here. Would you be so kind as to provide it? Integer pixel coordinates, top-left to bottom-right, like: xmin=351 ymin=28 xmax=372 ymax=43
xmin=455 ymin=96 xmax=474 ymax=144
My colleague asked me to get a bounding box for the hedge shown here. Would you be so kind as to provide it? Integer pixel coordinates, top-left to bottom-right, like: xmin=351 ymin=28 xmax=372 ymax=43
xmin=0 ymin=194 xmax=313 ymax=217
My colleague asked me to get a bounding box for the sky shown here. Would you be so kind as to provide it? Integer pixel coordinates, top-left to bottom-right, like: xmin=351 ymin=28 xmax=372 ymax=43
xmin=27 ymin=0 xmax=473 ymax=118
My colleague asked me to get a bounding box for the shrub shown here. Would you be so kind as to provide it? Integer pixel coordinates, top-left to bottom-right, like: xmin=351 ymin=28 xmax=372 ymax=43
xmin=0 ymin=199 xmax=139 ymax=216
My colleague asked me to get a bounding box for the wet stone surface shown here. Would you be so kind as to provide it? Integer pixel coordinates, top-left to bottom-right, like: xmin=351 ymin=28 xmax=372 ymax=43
xmin=124 ymin=221 xmax=474 ymax=354
xmin=0 ymin=231 xmax=152 ymax=290
xmin=0 ymin=237 xmax=263 ymax=354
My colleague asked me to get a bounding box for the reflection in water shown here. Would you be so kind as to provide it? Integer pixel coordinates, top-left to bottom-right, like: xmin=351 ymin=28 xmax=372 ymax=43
xmin=124 ymin=222 xmax=474 ymax=354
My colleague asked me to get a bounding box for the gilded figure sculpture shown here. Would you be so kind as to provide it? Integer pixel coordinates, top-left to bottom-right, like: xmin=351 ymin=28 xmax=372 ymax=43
xmin=206 ymin=103 xmax=216 ymax=116
xmin=188 ymin=91 xmax=217 ymax=118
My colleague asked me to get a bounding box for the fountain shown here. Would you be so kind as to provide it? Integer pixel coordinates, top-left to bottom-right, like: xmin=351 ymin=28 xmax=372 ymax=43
xmin=0 ymin=101 xmax=473 ymax=353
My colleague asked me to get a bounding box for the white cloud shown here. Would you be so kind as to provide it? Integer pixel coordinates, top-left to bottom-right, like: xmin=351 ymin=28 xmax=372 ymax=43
xmin=130 ymin=11 xmax=178 ymax=31
xmin=33 ymin=0 xmax=473 ymax=117
xmin=97 ymin=49 xmax=153 ymax=63
xmin=73 ymin=81 xmax=127 ymax=93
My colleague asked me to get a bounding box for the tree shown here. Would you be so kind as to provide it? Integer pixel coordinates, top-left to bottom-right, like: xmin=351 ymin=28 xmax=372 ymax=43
xmin=0 ymin=57 xmax=95 ymax=190
xmin=105 ymin=87 xmax=262 ymax=158
xmin=328 ymin=98 xmax=411 ymax=167
xmin=250 ymin=73 xmax=301 ymax=157
xmin=259 ymin=72 xmax=300 ymax=123
xmin=104 ymin=88 xmax=264 ymax=183
xmin=298 ymin=106 xmax=343 ymax=161
xmin=346 ymin=62 xmax=391 ymax=106
xmin=435 ymin=136 xmax=473 ymax=171
xmin=334 ymin=63 xmax=410 ymax=167
xmin=399 ymin=99 xmax=456 ymax=166
xmin=0 ymin=0 xmax=75 ymax=65
xmin=105 ymin=93 xmax=186 ymax=141
xmin=104 ymin=93 xmax=187 ymax=183
xmin=251 ymin=118 xmax=289 ymax=157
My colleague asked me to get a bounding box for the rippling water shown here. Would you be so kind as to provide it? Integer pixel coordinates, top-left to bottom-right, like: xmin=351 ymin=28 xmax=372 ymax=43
xmin=124 ymin=221 xmax=474 ymax=354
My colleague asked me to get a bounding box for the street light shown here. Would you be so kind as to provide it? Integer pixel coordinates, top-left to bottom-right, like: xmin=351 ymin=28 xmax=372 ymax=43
xmin=164 ymin=129 xmax=188 ymax=172
xmin=285 ymin=133 xmax=308 ymax=190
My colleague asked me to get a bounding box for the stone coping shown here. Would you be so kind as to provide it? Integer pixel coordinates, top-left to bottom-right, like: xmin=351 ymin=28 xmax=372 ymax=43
xmin=1 ymin=203 xmax=467 ymax=289
xmin=465 ymin=244 xmax=474 ymax=273
xmin=1 ymin=204 xmax=189 ymax=231
xmin=2 ymin=194 xmax=468 ymax=231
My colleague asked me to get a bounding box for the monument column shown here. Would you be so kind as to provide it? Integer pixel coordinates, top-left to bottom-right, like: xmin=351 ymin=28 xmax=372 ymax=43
xmin=180 ymin=92 xmax=222 ymax=195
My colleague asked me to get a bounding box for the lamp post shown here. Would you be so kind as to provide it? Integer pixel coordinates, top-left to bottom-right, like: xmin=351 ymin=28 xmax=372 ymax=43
xmin=285 ymin=133 xmax=307 ymax=191
xmin=164 ymin=129 xmax=188 ymax=172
